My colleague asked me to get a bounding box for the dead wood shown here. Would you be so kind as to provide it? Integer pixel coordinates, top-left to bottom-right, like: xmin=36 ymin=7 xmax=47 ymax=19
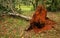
xmin=8 ymin=13 xmax=31 ymax=21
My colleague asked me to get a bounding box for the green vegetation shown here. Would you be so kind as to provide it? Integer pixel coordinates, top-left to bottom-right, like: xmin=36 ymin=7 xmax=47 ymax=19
xmin=0 ymin=0 xmax=60 ymax=14
xmin=0 ymin=16 xmax=29 ymax=38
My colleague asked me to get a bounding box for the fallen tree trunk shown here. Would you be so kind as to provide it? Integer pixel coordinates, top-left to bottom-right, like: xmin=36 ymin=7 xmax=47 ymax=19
xmin=8 ymin=13 xmax=32 ymax=21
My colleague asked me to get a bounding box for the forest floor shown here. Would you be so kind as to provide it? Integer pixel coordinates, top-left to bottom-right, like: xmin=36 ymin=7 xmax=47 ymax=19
xmin=0 ymin=12 xmax=60 ymax=38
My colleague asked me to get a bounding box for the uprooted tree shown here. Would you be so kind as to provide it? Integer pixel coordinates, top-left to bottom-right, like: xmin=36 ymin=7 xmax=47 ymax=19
xmin=25 ymin=5 xmax=56 ymax=33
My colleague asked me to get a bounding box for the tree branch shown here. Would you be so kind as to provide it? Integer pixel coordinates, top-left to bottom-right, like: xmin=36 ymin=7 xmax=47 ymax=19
xmin=8 ymin=13 xmax=31 ymax=21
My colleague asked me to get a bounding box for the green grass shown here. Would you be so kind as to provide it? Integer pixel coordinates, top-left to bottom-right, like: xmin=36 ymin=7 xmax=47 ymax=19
xmin=20 ymin=5 xmax=33 ymax=11
xmin=15 ymin=5 xmax=33 ymax=11
xmin=21 ymin=11 xmax=34 ymax=17
xmin=15 ymin=5 xmax=34 ymax=17
xmin=0 ymin=16 xmax=29 ymax=38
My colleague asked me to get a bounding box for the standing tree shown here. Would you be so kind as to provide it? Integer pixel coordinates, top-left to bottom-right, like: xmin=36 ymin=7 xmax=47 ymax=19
xmin=46 ymin=0 xmax=60 ymax=11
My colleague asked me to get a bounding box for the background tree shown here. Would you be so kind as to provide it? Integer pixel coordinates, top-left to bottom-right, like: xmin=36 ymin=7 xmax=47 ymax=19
xmin=46 ymin=0 xmax=60 ymax=11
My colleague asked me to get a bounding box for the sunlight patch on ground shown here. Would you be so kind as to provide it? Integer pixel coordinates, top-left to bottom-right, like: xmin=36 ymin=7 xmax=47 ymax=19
xmin=15 ymin=5 xmax=33 ymax=11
